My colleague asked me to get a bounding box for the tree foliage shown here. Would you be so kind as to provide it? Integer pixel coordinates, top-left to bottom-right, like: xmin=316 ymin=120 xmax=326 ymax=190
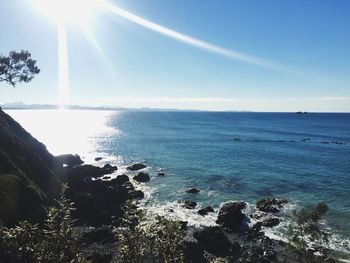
xmin=0 ymin=50 xmax=40 ymax=87
xmin=288 ymin=203 xmax=332 ymax=262
xmin=0 ymin=195 xmax=87 ymax=263
xmin=115 ymin=201 xmax=185 ymax=263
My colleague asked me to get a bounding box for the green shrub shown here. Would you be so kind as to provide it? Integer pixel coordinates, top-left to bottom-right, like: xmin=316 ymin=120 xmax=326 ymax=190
xmin=287 ymin=203 xmax=331 ymax=262
xmin=115 ymin=201 xmax=185 ymax=263
xmin=0 ymin=194 xmax=87 ymax=263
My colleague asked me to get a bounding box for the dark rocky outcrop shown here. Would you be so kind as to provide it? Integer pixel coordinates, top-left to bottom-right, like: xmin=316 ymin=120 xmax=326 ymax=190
xmin=182 ymin=241 xmax=206 ymax=263
xmin=216 ymin=201 xmax=247 ymax=231
xmin=127 ymin=163 xmax=147 ymax=171
xmin=0 ymin=109 xmax=61 ymax=226
xmin=66 ymin=177 xmax=144 ymax=226
xmin=157 ymin=172 xmax=165 ymax=176
xmin=198 ymin=206 xmax=214 ymax=216
xmin=186 ymin=188 xmax=200 ymax=193
xmin=95 ymin=157 xmax=103 ymax=161
xmin=133 ymin=172 xmax=150 ymax=182
xmin=110 ymin=174 xmax=129 ymax=185
xmin=245 ymin=222 xmax=264 ymax=241
xmin=56 ymin=154 xmax=83 ymax=167
xmin=194 ymin=226 xmax=240 ymax=257
xmin=261 ymin=217 xmax=280 ymax=228
xmin=178 ymin=200 xmax=197 ymax=209
xmin=256 ymin=198 xmax=287 ymax=213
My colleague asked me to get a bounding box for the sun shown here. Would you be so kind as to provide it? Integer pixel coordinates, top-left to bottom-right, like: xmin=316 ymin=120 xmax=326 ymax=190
xmin=32 ymin=0 xmax=103 ymax=25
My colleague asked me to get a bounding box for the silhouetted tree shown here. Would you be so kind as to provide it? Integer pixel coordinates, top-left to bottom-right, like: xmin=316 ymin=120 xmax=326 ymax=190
xmin=0 ymin=50 xmax=40 ymax=87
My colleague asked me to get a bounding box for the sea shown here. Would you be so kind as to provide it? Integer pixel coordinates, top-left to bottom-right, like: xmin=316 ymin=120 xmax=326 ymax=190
xmin=5 ymin=109 xmax=350 ymax=257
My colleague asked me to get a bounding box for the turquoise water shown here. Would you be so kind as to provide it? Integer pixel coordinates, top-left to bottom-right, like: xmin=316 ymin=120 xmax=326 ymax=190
xmin=6 ymin=110 xmax=350 ymax=250
xmin=101 ymin=112 xmax=350 ymax=232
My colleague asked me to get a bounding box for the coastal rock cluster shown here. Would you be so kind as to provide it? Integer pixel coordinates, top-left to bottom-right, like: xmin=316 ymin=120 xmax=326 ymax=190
xmin=0 ymin=109 xmax=338 ymax=262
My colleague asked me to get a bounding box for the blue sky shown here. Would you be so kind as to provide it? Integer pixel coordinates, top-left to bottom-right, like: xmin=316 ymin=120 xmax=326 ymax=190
xmin=0 ymin=0 xmax=349 ymax=111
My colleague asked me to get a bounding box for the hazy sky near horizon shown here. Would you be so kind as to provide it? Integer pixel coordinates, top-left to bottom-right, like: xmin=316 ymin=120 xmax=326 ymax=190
xmin=0 ymin=0 xmax=350 ymax=111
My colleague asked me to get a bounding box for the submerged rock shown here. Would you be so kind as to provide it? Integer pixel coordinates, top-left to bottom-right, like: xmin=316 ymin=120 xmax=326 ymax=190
xmin=94 ymin=157 xmax=103 ymax=161
xmin=216 ymin=201 xmax=247 ymax=231
xmin=127 ymin=163 xmax=147 ymax=171
xmin=194 ymin=226 xmax=240 ymax=257
xmin=256 ymin=198 xmax=288 ymax=213
xmin=186 ymin=188 xmax=200 ymax=193
xmin=133 ymin=172 xmax=150 ymax=182
xmin=157 ymin=172 xmax=165 ymax=176
xmin=198 ymin=206 xmax=214 ymax=216
xmin=178 ymin=200 xmax=197 ymax=209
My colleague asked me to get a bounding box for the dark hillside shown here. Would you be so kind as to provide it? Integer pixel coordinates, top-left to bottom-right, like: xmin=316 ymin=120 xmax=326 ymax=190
xmin=0 ymin=109 xmax=61 ymax=226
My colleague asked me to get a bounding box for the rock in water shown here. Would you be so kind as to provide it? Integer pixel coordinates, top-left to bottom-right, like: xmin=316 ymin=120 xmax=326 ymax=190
xmin=216 ymin=201 xmax=247 ymax=231
xmin=194 ymin=226 xmax=240 ymax=257
xmin=157 ymin=172 xmax=165 ymax=176
xmin=186 ymin=188 xmax=200 ymax=193
xmin=133 ymin=172 xmax=150 ymax=182
xmin=110 ymin=174 xmax=129 ymax=185
xmin=261 ymin=218 xmax=280 ymax=228
xmin=178 ymin=200 xmax=197 ymax=209
xmin=127 ymin=163 xmax=147 ymax=171
xmin=198 ymin=206 xmax=214 ymax=216
xmin=256 ymin=198 xmax=288 ymax=213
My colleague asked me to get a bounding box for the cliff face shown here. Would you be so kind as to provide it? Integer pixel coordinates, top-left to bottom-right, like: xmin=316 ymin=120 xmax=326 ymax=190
xmin=0 ymin=109 xmax=61 ymax=226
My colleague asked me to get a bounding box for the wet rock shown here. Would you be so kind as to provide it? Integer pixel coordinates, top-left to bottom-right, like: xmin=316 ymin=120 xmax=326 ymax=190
xmin=95 ymin=157 xmax=103 ymax=161
xmin=128 ymin=190 xmax=144 ymax=199
xmin=239 ymin=235 xmax=276 ymax=263
xmin=178 ymin=200 xmax=197 ymax=209
xmin=245 ymin=222 xmax=264 ymax=241
xmin=110 ymin=174 xmax=129 ymax=185
xmin=198 ymin=206 xmax=214 ymax=216
xmin=216 ymin=201 xmax=247 ymax=231
xmin=56 ymin=154 xmax=83 ymax=167
xmin=127 ymin=163 xmax=147 ymax=171
xmin=261 ymin=218 xmax=280 ymax=228
xmin=311 ymin=202 xmax=328 ymax=221
xmin=68 ymin=164 xmax=117 ymax=182
xmin=133 ymin=172 xmax=150 ymax=182
xmin=179 ymin=221 xmax=188 ymax=230
xmin=186 ymin=188 xmax=200 ymax=193
xmin=194 ymin=226 xmax=240 ymax=257
xmin=256 ymin=198 xmax=288 ymax=213
xmin=157 ymin=172 xmax=165 ymax=176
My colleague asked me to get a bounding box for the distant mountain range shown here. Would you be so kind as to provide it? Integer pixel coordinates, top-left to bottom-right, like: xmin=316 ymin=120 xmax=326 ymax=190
xmin=0 ymin=101 xmax=193 ymax=112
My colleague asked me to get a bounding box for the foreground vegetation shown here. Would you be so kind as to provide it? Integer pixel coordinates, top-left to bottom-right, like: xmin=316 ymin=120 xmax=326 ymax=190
xmin=1 ymin=192 xmax=342 ymax=263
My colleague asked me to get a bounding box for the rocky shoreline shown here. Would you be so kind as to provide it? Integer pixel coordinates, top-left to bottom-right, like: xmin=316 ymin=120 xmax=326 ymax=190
xmin=57 ymin=153 xmax=341 ymax=262
xmin=0 ymin=109 xmax=346 ymax=262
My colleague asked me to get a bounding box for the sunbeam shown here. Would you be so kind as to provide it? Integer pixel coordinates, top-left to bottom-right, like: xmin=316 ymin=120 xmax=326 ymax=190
xmin=57 ymin=22 xmax=69 ymax=107
xmin=101 ymin=1 xmax=282 ymax=70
